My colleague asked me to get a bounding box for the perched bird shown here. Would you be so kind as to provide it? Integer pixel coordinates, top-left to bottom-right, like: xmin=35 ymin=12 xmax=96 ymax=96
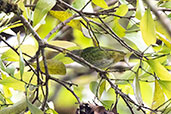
xmin=68 ymin=47 xmax=126 ymax=69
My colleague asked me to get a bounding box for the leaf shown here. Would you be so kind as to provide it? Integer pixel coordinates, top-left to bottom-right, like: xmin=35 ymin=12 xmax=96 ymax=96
xmin=6 ymin=64 xmax=16 ymax=77
xmin=157 ymin=32 xmax=171 ymax=48
xmin=0 ymin=23 xmax=23 ymax=33
xmin=161 ymin=2 xmax=171 ymax=8
xmin=72 ymin=0 xmax=93 ymax=12
xmin=33 ymin=59 xmax=66 ymax=75
xmin=14 ymin=72 xmax=37 ymax=85
xmin=125 ymin=32 xmax=154 ymax=53
xmin=46 ymin=108 xmax=58 ymax=114
xmin=33 ymin=0 xmax=56 ymax=26
xmin=140 ymin=9 xmax=156 ymax=46
xmin=135 ymin=0 xmax=145 ymax=20
xmin=89 ymin=81 xmax=98 ymax=95
xmin=152 ymin=80 xmax=165 ymax=109
xmin=155 ymin=21 xmax=171 ymax=43
xmin=1 ymin=49 xmax=18 ymax=61
xmin=73 ymin=29 xmax=93 ymax=48
xmin=114 ymin=4 xmax=128 ymax=19
xmin=133 ymin=75 xmax=143 ymax=105
xmin=49 ymin=10 xmax=81 ymax=30
xmin=37 ymin=15 xmax=58 ymax=40
xmin=101 ymin=100 xmax=114 ymax=109
xmin=158 ymin=80 xmax=171 ymax=99
xmin=3 ymin=86 xmax=12 ymax=98
xmin=147 ymin=59 xmax=171 ymax=81
xmin=0 ymin=59 xmax=6 ymax=72
xmin=99 ymin=81 xmax=106 ymax=98
xmin=0 ymin=77 xmax=25 ymax=91
xmin=19 ymin=50 xmax=25 ymax=79
xmin=113 ymin=19 xmax=126 ymax=38
xmin=26 ymin=97 xmax=43 ymax=114
xmin=113 ymin=4 xmax=128 ymax=37
xmin=92 ymin=0 xmax=108 ymax=8
xmin=1 ymin=45 xmax=37 ymax=61
xmin=48 ymin=40 xmax=77 ymax=49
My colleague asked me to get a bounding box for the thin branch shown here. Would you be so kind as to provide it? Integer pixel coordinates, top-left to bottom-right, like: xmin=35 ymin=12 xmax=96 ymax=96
xmin=40 ymin=48 xmax=49 ymax=111
xmin=49 ymin=76 xmax=81 ymax=104
xmin=44 ymin=14 xmax=79 ymax=40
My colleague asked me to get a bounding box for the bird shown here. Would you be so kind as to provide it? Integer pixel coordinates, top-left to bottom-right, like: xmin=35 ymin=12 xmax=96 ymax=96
xmin=68 ymin=46 xmax=126 ymax=69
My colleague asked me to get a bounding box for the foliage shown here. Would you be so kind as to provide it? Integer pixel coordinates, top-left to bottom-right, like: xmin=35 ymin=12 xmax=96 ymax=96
xmin=0 ymin=0 xmax=171 ymax=114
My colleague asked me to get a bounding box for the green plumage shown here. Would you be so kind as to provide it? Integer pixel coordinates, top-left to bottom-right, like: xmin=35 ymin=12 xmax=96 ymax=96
xmin=69 ymin=47 xmax=126 ymax=69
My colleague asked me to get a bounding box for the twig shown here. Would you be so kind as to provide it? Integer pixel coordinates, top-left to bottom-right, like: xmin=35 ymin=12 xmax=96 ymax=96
xmin=44 ymin=14 xmax=79 ymax=40
xmin=40 ymin=48 xmax=49 ymax=111
xmin=49 ymin=76 xmax=81 ymax=104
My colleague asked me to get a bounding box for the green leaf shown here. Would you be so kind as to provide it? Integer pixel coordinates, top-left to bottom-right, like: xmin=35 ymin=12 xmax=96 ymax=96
xmin=135 ymin=0 xmax=145 ymax=20
xmin=33 ymin=0 xmax=56 ymax=26
xmin=0 ymin=77 xmax=25 ymax=91
xmin=158 ymin=80 xmax=171 ymax=99
xmin=140 ymin=9 xmax=156 ymax=46
xmin=147 ymin=59 xmax=171 ymax=80
xmin=125 ymin=32 xmax=154 ymax=53
xmin=133 ymin=75 xmax=143 ymax=105
xmin=37 ymin=15 xmax=58 ymax=40
xmin=49 ymin=10 xmax=81 ymax=30
xmin=161 ymin=2 xmax=171 ymax=8
xmin=92 ymin=0 xmax=108 ymax=8
xmin=6 ymin=64 xmax=16 ymax=77
xmin=0 ymin=59 xmax=6 ymax=72
xmin=1 ymin=49 xmax=18 ymax=61
xmin=113 ymin=19 xmax=126 ymax=38
xmin=46 ymin=108 xmax=58 ymax=114
xmin=52 ymin=53 xmax=74 ymax=64
xmin=89 ymin=81 xmax=98 ymax=95
xmin=33 ymin=59 xmax=66 ymax=75
xmin=152 ymin=80 xmax=165 ymax=109
xmin=99 ymin=81 xmax=106 ymax=98
xmin=26 ymin=97 xmax=43 ymax=114
xmin=72 ymin=0 xmax=93 ymax=12
xmin=19 ymin=50 xmax=25 ymax=79
xmin=101 ymin=100 xmax=114 ymax=109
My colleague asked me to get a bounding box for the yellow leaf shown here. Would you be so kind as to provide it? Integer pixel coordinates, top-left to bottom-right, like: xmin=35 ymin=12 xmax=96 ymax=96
xmin=49 ymin=10 xmax=81 ymax=30
xmin=159 ymin=80 xmax=171 ymax=99
xmin=152 ymin=80 xmax=165 ymax=109
xmin=92 ymin=0 xmax=108 ymax=8
xmin=1 ymin=45 xmax=37 ymax=61
xmin=14 ymin=72 xmax=37 ymax=85
xmin=48 ymin=40 xmax=77 ymax=49
xmin=135 ymin=0 xmax=145 ymax=20
xmin=33 ymin=59 xmax=66 ymax=75
xmin=140 ymin=9 xmax=156 ymax=46
xmin=114 ymin=4 xmax=128 ymax=19
xmin=157 ymin=32 xmax=171 ymax=48
xmin=147 ymin=59 xmax=171 ymax=81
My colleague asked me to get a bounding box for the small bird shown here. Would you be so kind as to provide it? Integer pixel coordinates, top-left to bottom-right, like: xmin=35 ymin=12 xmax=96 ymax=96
xmin=68 ymin=47 xmax=126 ymax=69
